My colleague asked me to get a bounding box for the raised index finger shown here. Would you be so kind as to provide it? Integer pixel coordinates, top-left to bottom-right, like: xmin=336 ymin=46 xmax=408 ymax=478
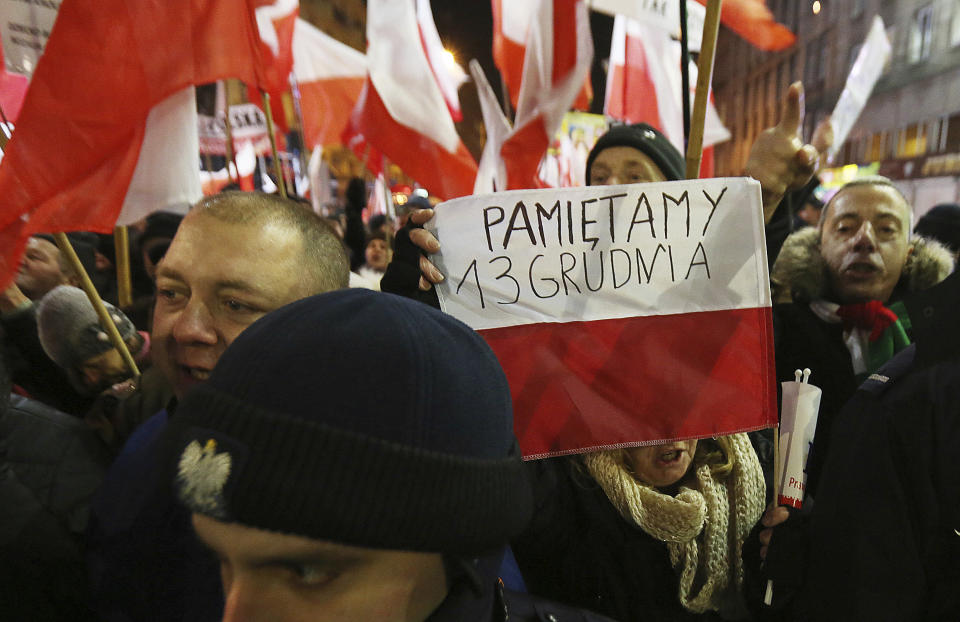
xmin=777 ymin=81 xmax=805 ymax=137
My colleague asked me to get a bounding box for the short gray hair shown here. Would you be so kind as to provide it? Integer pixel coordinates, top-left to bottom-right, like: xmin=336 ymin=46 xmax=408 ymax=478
xmin=819 ymin=176 xmax=913 ymax=232
xmin=190 ymin=191 xmax=350 ymax=293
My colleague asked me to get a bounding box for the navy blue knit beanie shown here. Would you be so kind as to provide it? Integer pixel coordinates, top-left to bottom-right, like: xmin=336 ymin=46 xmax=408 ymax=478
xmin=166 ymin=289 xmax=531 ymax=555
xmin=585 ymin=122 xmax=685 ymax=183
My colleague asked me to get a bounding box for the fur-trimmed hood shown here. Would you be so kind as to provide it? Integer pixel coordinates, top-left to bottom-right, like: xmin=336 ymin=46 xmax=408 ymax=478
xmin=770 ymin=226 xmax=955 ymax=304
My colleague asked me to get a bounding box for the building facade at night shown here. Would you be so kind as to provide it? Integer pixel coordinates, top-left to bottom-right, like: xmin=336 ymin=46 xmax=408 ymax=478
xmin=713 ymin=0 xmax=960 ymax=216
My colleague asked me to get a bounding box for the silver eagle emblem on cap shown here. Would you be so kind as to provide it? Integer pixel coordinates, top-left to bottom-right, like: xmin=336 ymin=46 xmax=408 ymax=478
xmin=177 ymin=439 xmax=232 ymax=517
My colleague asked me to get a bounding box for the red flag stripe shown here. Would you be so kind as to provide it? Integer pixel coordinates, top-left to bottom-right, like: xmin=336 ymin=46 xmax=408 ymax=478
xmin=354 ymin=79 xmax=475 ymax=200
xmin=694 ymin=0 xmax=796 ymax=52
xmin=299 ymin=77 xmax=365 ymax=149
xmin=551 ymin=0 xmax=578 ymax=83
xmin=479 ymin=307 xmax=777 ymax=458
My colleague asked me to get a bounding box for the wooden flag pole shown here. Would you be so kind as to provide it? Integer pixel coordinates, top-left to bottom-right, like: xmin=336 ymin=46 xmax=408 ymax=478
xmin=53 ymin=233 xmax=140 ymax=380
xmin=0 ymin=101 xmax=9 ymax=148
xmin=114 ymin=225 xmax=133 ymax=308
xmin=288 ymin=75 xmax=311 ymax=182
xmin=223 ymin=80 xmax=239 ymax=183
xmin=685 ymin=0 xmax=723 ymax=180
xmin=261 ymin=89 xmax=288 ymax=198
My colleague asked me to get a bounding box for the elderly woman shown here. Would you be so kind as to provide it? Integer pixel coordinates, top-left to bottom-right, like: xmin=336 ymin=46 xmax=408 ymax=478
xmin=504 ymin=125 xmax=766 ymax=621
xmin=513 ymin=436 xmax=765 ymax=621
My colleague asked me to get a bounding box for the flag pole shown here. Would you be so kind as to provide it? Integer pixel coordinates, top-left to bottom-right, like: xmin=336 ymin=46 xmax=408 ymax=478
xmin=53 ymin=232 xmax=140 ymax=381
xmin=685 ymin=0 xmax=722 ymax=179
xmin=0 ymin=102 xmax=11 ymax=143
xmin=679 ymin=0 xmax=691 ymax=150
xmin=0 ymin=105 xmax=8 ymax=149
xmin=222 ymin=80 xmax=239 ymax=183
xmin=261 ymin=89 xmax=288 ymax=199
xmin=288 ymin=75 xmax=311 ymax=184
xmin=113 ymin=226 xmax=133 ymax=308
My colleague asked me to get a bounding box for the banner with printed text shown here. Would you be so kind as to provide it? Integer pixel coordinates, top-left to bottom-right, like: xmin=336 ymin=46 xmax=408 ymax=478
xmin=430 ymin=177 xmax=776 ymax=458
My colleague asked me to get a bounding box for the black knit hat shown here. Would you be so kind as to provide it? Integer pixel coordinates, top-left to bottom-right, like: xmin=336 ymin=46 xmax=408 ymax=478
xmin=585 ymin=122 xmax=685 ymax=183
xmin=166 ymin=289 xmax=532 ymax=555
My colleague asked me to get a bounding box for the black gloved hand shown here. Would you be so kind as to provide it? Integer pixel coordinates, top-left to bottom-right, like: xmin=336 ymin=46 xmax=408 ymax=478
xmin=380 ymin=223 xmax=440 ymax=309
xmin=345 ymin=178 xmax=366 ymax=215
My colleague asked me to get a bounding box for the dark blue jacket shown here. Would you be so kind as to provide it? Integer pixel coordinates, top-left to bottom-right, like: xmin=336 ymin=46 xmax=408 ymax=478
xmin=86 ymin=409 xmax=223 ymax=622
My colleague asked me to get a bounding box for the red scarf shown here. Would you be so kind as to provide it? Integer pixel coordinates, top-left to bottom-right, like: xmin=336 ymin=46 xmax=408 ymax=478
xmin=835 ymin=300 xmax=899 ymax=342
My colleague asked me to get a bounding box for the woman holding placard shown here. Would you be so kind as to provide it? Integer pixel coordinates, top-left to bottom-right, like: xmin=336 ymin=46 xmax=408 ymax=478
xmin=512 ymin=436 xmax=765 ymax=621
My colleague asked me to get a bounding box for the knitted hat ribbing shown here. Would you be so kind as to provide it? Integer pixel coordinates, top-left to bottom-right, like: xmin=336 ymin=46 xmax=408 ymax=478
xmin=36 ymin=285 xmax=137 ymax=370
xmin=166 ymin=289 xmax=532 ymax=555
xmin=586 ymin=123 xmax=685 ymax=183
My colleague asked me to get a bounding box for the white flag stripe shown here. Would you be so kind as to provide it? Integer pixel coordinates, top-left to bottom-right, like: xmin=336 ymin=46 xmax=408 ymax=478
xmin=430 ymin=178 xmax=771 ymax=331
xmin=416 ymin=0 xmax=466 ymax=118
xmin=827 ymin=16 xmax=891 ymax=161
xmin=471 ymin=59 xmax=511 ymax=194
xmin=118 ymin=86 xmax=200 ymax=224
xmin=501 ymin=0 xmax=539 ymax=43
xmin=292 ymin=18 xmax=365 ymax=82
xmin=366 ymin=0 xmax=460 ymax=154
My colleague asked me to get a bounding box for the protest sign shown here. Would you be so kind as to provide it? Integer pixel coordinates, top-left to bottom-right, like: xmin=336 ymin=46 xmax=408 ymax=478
xmin=827 ymin=15 xmax=891 ymax=162
xmin=198 ymin=103 xmax=273 ymax=156
xmin=430 ymin=177 xmax=776 ymax=457
xmin=0 ymin=0 xmax=60 ymax=77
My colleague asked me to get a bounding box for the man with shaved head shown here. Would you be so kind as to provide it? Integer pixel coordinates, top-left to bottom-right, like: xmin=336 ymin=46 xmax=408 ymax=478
xmin=87 ymin=191 xmax=349 ymax=622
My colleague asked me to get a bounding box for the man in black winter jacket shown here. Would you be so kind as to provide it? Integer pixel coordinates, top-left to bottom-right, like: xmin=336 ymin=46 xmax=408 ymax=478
xmin=759 ymin=269 xmax=960 ymax=620
xmin=0 ymin=352 xmax=111 ymax=620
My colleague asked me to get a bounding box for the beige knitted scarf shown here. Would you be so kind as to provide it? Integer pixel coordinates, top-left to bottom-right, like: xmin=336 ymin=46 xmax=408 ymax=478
xmin=582 ymin=434 xmax=765 ymax=617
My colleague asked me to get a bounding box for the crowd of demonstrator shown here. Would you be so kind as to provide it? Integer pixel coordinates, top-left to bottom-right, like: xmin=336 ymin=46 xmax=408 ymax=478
xmin=2 ymin=81 xmax=959 ymax=622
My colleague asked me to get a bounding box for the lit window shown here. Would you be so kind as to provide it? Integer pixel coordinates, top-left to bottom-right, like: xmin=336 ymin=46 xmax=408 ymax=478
xmin=951 ymin=5 xmax=960 ymax=47
xmin=899 ymin=123 xmax=928 ymax=157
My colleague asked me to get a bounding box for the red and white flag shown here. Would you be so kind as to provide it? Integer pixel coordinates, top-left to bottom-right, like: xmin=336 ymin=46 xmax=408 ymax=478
xmin=470 ymin=59 xmax=511 ymax=194
xmin=344 ymin=0 xmax=476 ymax=200
xmin=416 ymin=0 xmax=467 ymax=122
xmin=500 ymin=0 xmax=593 ymax=190
xmin=292 ymin=18 xmax=366 ymax=149
xmin=693 ymin=0 xmax=795 ymax=52
xmin=253 ymin=0 xmax=298 ymax=93
xmin=604 ymin=16 xmax=730 ymax=177
xmin=0 ymin=0 xmax=296 ymax=290
xmin=492 ymin=0 xmax=592 ymax=111
xmin=429 ymin=178 xmax=776 ymax=457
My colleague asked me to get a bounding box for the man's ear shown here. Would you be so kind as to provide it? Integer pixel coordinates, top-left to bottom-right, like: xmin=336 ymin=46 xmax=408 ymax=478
xmin=64 ymin=269 xmax=82 ymax=288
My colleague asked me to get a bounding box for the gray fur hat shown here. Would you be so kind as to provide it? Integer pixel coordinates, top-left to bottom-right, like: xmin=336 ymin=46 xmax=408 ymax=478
xmin=37 ymin=285 xmax=136 ymax=371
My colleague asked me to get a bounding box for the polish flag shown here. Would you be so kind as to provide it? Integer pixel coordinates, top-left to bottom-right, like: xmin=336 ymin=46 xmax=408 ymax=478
xmin=293 ymin=19 xmax=366 ymax=149
xmin=693 ymin=0 xmax=795 ymax=52
xmin=416 ymin=0 xmax=468 ymax=122
xmin=0 ymin=0 xmax=297 ymax=290
xmin=604 ymin=16 xmax=730 ymax=177
xmin=344 ymin=0 xmax=476 ymax=200
xmin=500 ymin=0 xmax=593 ymax=190
xmin=246 ymin=0 xmax=299 ymax=133
xmin=470 ymin=60 xmax=512 ymax=194
xmin=430 ymin=179 xmax=777 ymax=457
xmin=492 ymin=0 xmax=592 ymax=111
